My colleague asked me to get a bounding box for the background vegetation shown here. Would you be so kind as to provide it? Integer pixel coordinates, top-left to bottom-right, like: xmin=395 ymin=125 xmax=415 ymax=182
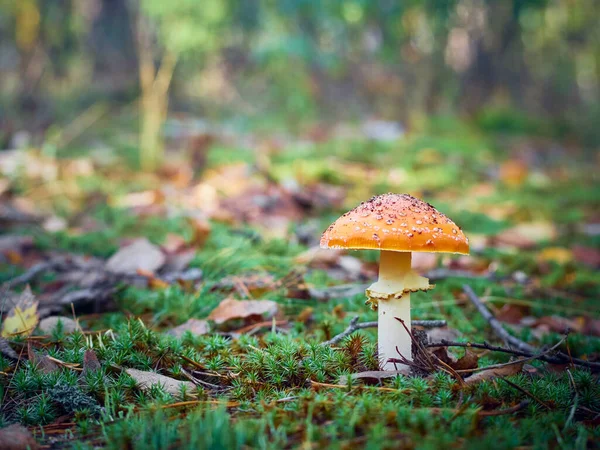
xmin=0 ymin=1 xmax=598 ymax=449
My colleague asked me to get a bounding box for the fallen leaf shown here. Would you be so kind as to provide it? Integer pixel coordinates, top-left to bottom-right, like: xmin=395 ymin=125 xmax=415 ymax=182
xmin=426 ymin=327 xmax=461 ymax=344
xmin=572 ymin=246 xmax=600 ymax=268
xmin=430 ymin=348 xmax=479 ymax=371
xmin=38 ymin=316 xmax=79 ymax=334
xmin=583 ymin=318 xmax=600 ymax=337
xmin=126 ymin=368 xmax=196 ymax=397
xmin=337 ymin=255 xmax=364 ymax=279
xmin=499 ymin=160 xmax=528 ymax=187
xmin=453 ymin=350 xmax=480 ymax=371
xmin=167 ymin=319 xmax=210 ymax=337
xmin=496 ymin=304 xmax=527 ymax=324
xmin=42 ymin=215 xmax=68 ymax=232
xmin=212 ymin=273 xmax=277 ymax=298
xmin=534 ymin=315 xmax=584 ymax=334
xmin=295 ymin=247 xmax=343 ymax=266
xmin=1 ymin=287 xmax=39 ymax=337
xmin=136 ymin=270 xmax=170 ymax=290
xmin=297 ymin=307 xmax=314 ymax=323
xmin=343 ymin=369 xmax=410 ymax=385
xmin=162 ymin=248 xmax=196 ymax=273
xmin=495 ymin=222 xmax=556 ymax=249
xmin=161 ymin=233 xmax=188 ymax=253
xmin=537 ymin=247 xmax=573 ymax=265
xmin=187 ymin=216 xmax=212 ymax=247
xmin=208 ymin=298 xmax=279 ymax=325
xmin=82 ymin=349 xmax=101 ymax=376
xmin=28 ymin=344 xmax=58 ymax=373
xmin=465 ymin=360 xmax=524 ymax=386
xmin=115 ymin=190 xmax=163 ymax=209
xmin=0 ymin=424 xmax=39 ymax=450
xmin=105 ymin=238 xmax=166 ymax=275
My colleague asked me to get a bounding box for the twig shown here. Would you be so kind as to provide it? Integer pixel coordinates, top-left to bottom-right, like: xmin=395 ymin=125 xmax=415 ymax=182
xmin=319 ymin=317 xmax=446 ymax=347
xmin=499 ymin=377 xmax=551 ymax=410
xmin=462 ymin=285 xmax=600 ymax=371
xmin=478 ymin=400 xmax=529 ymax=417
xmin=2 ymin=261 xmax=57 ymax=290
xmin=454 ymin=334 xmax=568 ymax=374
xmin=428 ymin=340 xmax=536 ymax=357
xmin=463 ymin=284 xmax=536 ymax=353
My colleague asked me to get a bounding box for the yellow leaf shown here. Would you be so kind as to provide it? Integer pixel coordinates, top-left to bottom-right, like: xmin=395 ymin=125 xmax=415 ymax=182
xmin=1 ymin=286 xmax=39 ymax=337
xmin=538 ymin=247 xmax=573 ymax=265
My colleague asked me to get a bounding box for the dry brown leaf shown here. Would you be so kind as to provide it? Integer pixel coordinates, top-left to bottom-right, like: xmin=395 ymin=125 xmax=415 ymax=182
xmin=583 ymin=318 xmax=600 ymax=337
xmin=426 ymin=327 xmax=461 ymax=344
xmin=162 ymin=233 xmax=188 ymax=253
xmin=572 ymin=246 xmax=600 ymax=268
xmin=465 ymin=360 xmax=524 ymax=386
xmin=106 ymin=238 xmax=166 ymax=275
xmin=188 ymin=217 xmax=212 ymax=247
xmin=0 ymin=424 xmax=40 ymax=450
xmin=537 ymin=247 xmax=573 ymax=265
xmin=499 ymin=160 xmax=529 ymax=187
xmin=294 ymin=247 xmax=343 ymax=266
xmin=82 ymin=349 xmax=101 ymax=376
xmin=496 ymin=304 xmax=527 ymax=324
xmin=534 ymin=315 xmax=584 ymax=334
xmin=345 ymin=369 xmax=410 ymax=385
xmin=116 ymin=190 xmax=163 ymax=209
xmin=167 ymin=319 xmax=210 ymax=337
xmin=430 ymin=348 xmax=479 ymax=371
xmin=126 ymin=368 xmax=196 ymax=397
xmin=496 ymin=222 xmax=557 ymax=249
xmin=27 ymin=345 xmax=59 ymax=374
xmin=1 ymin=286 xmax=39 ymax=337
xmin=212 ymin=273 xmax=278 ymax=297
xmin=208 ymin=298 xmax=279 ymax=325
xmin=453 ymin=350 xmax=480 ymax=371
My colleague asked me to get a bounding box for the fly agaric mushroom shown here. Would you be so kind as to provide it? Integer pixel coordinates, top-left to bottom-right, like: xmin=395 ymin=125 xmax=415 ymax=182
xmin=320 ymin=193 xmax=469 ymax=370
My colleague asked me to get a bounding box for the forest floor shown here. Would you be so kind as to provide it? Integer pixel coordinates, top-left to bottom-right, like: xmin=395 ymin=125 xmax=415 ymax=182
xmin=0 ymin=115 xmax=598 ymax=449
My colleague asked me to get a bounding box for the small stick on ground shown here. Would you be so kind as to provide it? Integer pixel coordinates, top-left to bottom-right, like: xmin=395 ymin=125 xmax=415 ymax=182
xmin=2 ymin=261 xmax=59 ymax=290
xmin=499 ymin=377 xmax=552 ymax=410
xmin=462 ymin=284 xmax=600 ymax=371
xmin=478 ymin=400 xmax=530 ymax=417
xmin=463 ymin=284 xmax=536 ymax=353
xmin=320 ymin=317 xmax=446 ymax=347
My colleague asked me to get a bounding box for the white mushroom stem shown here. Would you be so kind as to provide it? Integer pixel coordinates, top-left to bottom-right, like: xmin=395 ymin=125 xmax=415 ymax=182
xmin=367 ymin=251 xmax=430 ymax=371
xmin=378 ymin=292 xmax=411 ymax=370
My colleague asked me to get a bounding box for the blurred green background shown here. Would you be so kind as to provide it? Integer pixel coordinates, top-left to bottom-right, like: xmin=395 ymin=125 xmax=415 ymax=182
xmin=1 ymin=0 xmax=599 ymax=168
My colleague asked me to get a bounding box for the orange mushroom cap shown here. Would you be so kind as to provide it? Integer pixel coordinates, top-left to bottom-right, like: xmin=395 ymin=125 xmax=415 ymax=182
xmin=320 ymin=193 xmax=469 ymax=254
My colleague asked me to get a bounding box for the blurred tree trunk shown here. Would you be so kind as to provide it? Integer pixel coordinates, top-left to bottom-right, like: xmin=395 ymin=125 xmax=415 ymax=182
xmin=91 ymin=0 xmax=136 ymax=88
xmin=136 ymin=14 xmax=177 ymax=171
xmin=15 ymin=0 xmax=45 ymax=115
xmin=460 ymin=1 xmax=529 ymax=113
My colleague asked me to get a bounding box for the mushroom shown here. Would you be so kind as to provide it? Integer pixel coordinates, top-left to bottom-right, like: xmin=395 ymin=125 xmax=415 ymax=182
xmin=320 ymin=193 xmax=469 ymax=370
